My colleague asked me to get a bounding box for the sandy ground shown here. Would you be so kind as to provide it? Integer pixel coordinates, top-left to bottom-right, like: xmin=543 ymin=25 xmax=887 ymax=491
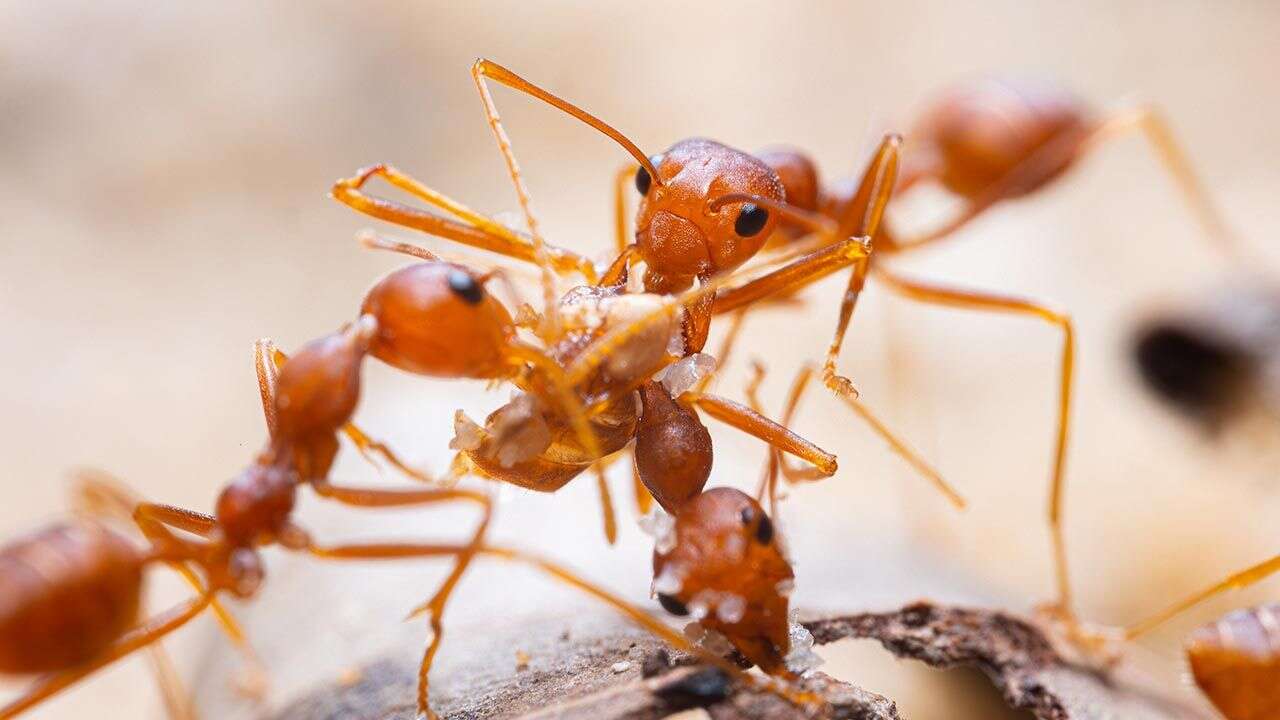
xmin=4 ymin=2 xmax=1280 ymax=718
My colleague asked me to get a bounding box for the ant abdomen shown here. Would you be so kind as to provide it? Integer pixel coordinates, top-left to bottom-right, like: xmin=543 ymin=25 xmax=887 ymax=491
xmin=1186 ymin=604 xmax=1280 ymax=720
xmin=909 ymin=78 xmax=1088 ymax=199
xmin=0 ymin=523 xmax=144 ymax=675
xmin=634 ymin=380 xmax=712 ymax=512
xmin=361 ymin=262 xmax=516 ymax=379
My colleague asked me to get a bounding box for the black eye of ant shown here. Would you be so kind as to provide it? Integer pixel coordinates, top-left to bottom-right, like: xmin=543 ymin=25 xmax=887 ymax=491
xmin=447 ymin=270 xmax=484 ymax=305
xmin=658 ymin=593 xmax=690 ymax=616
xmin=634 ymin=165 xmax=652 ymax=195
xmin=734 ymin=203 xmax=768 ymax=237
xmin=754 ymin=514 xmax=774 ymax=544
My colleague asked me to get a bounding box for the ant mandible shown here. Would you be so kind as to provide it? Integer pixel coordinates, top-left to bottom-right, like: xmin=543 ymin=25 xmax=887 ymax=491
xmin=330 ymin=58 xmax=965 ymax=510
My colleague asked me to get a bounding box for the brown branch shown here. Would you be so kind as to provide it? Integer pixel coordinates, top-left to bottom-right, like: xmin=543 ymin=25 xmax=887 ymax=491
xmin=266 ymin=603 xmax=1214 ymax=720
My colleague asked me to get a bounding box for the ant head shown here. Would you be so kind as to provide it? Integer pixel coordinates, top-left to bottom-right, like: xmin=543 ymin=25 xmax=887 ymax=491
xmin=215 ymin=462 xmax=296 ymax=564
xmin=910 ymin=78 xmax=1086 ymax=199
xmin=362 ymin=263 xmax=516 ymax=379
xmin=633 ymin=139 xmax=785 ymax=293
xmin=651 ymin=487 xmax=794 ymax=676
xmin=274 ymin=316 xmax=376 ymax=443
xmin=1185 ymin=606 xmax=1280 ymax=720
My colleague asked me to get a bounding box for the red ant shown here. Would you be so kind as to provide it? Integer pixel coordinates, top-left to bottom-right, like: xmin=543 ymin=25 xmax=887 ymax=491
xmin=341 ymin=230 xmax=841 ymax=539
xmin=331 ymin=58 xmax=967 ymax=514
xmin=0 ymin=312 xmax=836 ymax=718
xmin=711 ymin=77 xmax=1238 ymax=626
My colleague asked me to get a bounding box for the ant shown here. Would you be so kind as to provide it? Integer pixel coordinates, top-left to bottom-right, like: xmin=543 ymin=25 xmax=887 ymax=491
xmin=331 ymin=58 xmax=967 ymax=512
xmin=340 ymin=231 xmax=842 ymax=540
xmin=0 ymin=319 xmax=495 ymax=719
xmin=708 ymin=76 xmax=1240 ymax=626
xmin=1132 ymin=282 xmax=1280 ymax=433
xmin=0 ymin=313 xmax=811 ymax=719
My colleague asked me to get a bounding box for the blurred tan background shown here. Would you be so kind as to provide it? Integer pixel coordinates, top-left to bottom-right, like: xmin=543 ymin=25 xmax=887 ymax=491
xmin=4 ymin=1 xmax=1280 ymax=718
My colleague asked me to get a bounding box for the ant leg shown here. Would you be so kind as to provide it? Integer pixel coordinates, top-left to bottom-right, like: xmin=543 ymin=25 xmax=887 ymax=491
xmin=629 ymin=448 xmax=654 ymax=515
xmin=692 ymin=308 xmax=750 ymax=395
xmin=1125 ymin=553 xmax=1280 ymax=640
xmin=679 ymin=391 xmax=837 ymax=478
xmin=1085 ymin=104 xmax=1237 ymax=254
xmin=470 ymin=62 xmax=568 ymax=339
xmin=145 ymin=639 xmax=197 ymax=720
xmin=872 ymin=265 xmax=1076 ymax=615
xmin=593 ymin=465 xmax=619 ymax=544
xmin=0 ymin=594 xmax=213 ymax=720
xmin=307 ymin=481 xmax=493 ymax=720
xmin=258 ymin=341 xmax=439 ymax=485
xmin=744 ymin=362 xmax=785 ymax=516
xmin=711 ymin=240 xmax=959 ymax=507
xmin=332 ymin=164 xmax=596 ymax=281
xmin=300 ymin=539 xmax=819 ymax=716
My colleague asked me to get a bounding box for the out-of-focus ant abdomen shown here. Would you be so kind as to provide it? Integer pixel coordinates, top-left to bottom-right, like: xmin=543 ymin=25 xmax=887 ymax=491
xmin=1186 ymin=604 xmax=1280 ymax=720
xmin=0 ymin=523 xmax=144 ymax=674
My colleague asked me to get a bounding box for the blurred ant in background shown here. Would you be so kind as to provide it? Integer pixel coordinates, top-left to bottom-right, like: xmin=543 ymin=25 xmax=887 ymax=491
xmin=1133 ymin=282 xmax=1280 ymax=434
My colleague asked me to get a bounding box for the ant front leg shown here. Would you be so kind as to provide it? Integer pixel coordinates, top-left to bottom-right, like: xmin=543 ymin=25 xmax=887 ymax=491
xmin=1125 ymin=553 xmax=1280 ymax=640
xmin=712 ymin=238 xmax=962 ymax=508
xmin=331 ymin=164 xmax=596 ymax=282
xmin=871 ymin=265 xmax=1076 ymax=616
xmin=0 ymin=594 xmax=215 ymax=720
xmin=255 ymin=339 xmax=439 ymax=485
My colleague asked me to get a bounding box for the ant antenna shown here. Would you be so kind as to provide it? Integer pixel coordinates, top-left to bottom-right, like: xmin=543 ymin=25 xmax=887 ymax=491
xmin=473 ymin=59 xmax=664 ymax=187
xmin=706 ymin=193 xmax=840 ymax=238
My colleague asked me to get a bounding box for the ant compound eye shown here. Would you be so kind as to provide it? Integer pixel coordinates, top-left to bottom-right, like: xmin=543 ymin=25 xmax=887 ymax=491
xmin=754 ymin=514 xmax=774 ymax=544
xmin=634 ymin=165 xmax=652 ymax=195
xmin=447 ymin=269 xmax=485 ymax=305
xmin=739 ymin=507 xmax=755 ymax=526
xmin=658 ymin=592 xmax=691 ymax=616
xmin=734 ymin=203 xmax=769 ymax=237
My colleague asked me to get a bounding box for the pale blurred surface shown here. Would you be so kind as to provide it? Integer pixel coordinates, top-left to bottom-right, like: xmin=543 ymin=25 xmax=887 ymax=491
xmin=4 ymin=2 xmax=1280 ymax=718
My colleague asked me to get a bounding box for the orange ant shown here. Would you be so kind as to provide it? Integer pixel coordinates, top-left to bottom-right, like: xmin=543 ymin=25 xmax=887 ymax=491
xmin=331 ymin=58 xmax=967 ymax=513
xmin=342 ymin=231 xmax=841 ymax=541
xmin=707 ymin=77 xmax=1239 ymax=626
xmin=0 ymin=315 xmax=816 ymax=719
